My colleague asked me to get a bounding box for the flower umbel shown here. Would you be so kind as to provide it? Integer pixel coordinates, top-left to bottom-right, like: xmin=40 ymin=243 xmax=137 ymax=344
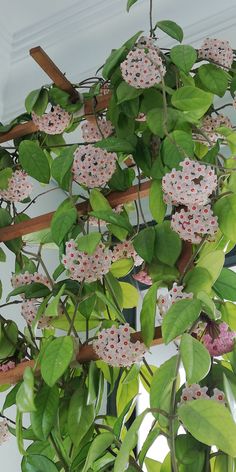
xmin=0 ymin=170 xmax=32 ymax=203
xmin=203 ymin=322 xmax=236 ymax=356
xmin=112 ymin=240 xmax=143 ymax=267
xmin=93 ymin=323 xmax=147 ymax=367
xmin=32 ymin=105 xmax=71 ymax=134
xmin=198 ymin=37 xmax=233 ymax=69
xmin=0 ymin=420 xmax=10 ymax=446
xmin=72 ymin=144 xmax=117 ymax=188
xmin=158 ymin=283 xmax=193 ymax=316
xmin=171 ymin=205 xmax=218 ymax=244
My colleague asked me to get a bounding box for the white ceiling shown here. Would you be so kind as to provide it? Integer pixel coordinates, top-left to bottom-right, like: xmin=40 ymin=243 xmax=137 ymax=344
xmin=1 ymin=0 xmax=236 ymax=122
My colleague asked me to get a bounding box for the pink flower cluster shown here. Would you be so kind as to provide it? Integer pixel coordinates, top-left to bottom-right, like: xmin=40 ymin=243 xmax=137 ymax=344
xmin=135 ymin=112 xmax=147 ymax=122
xmin=112 ymin=241 xmax=143 ymax=267
xmin=32 ymin=105 xmax=71 ymax=134
xmin=180 ymin=384 xmax=225 ymax=404
xmin=0 ymin=170 xmax=32 ymax=203
xmin=81 ymin=118 xmax=113 ymax=142
xmin=0 ymin=420 xmax=10 ymax=445
xmin=72 ymin=144 xmax=117 ymax=188
xmin=162 ymin=159 xmax=217 ymax=207
xmin=93 ymin=323 xmax=147 ymax=367
xmin=195 ymin=114 xmax=232 ymax=145
xmin=162 ymin=159 xmax=218 ymax=244
xmin=171 ymin=205 xmax=218 ymax=244
xmin=120 ymin=36 xmax=166 ymax=89
xmin=203 ymin=322 xmax=236 ymax=356
xmin=158 ymin=283 xmax=193 ymax=316
xmin=198 ymin=37 xmax=233 ymax=69
xmin=11 ymin=272 xmax=51 ymax=327
xmin=133 ymin=269 xmax=152 ymax=286
xmin=62 ymin=239 xmax=112 ymax=283
xmin=0 ymin=361 xmax=15 ymax=372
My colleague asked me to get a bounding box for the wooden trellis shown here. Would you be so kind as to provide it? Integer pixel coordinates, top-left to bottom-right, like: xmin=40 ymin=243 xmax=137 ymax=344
xmin=0 ymin=47 xmax=191 ymax=385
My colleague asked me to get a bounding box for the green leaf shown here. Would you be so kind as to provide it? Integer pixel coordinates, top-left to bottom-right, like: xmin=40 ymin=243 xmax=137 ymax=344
xmin=161 ymin=130 xmax=194 ymax=168
xmin=140 ymin=282 xmax=159 ymax=347
xmin=178 ymin=399 xmax=236 ymax=457
xmin=214 ymin=195 xmax=236 ymax=242
xmin=0 ymin=208 xmax=11 ymax=227
xmin=89 ymin=210 xmax=132 ymax=232
xmin=31 ymin=384 xmax=59 ymax=440
xmin=184 ymin=266 xmax=213 ymax=295
xmin=180 ymin=333 xmax=211 ymax=383
xmin=223 ymin=374 xmax=236 ymax=423
xmin=155 ymin=20 xmax=183 ymax=42
xmin=16 ymin=367 xmax=36 ymax=413
xmin=68 ymin=385 xmax=94 ymax=447
xmin=197 ymin=250 xmax=225 ymax=284
xmin=0 ymin=168 xmax=12 ymax=190
xmin=127 ymin=0 xmax=139 ymax=12
xmin=77 ymin=233 xmax=101 ymax=255
xmin=41 ymin=336 xmax=74 ymax=386
xmin=110 ymin=257 xmax=133 ymax=278
xmin=51 ymin=145 xmax=76 ymax=189
xmin=221 ymin=302 xmax=236 ymax=330
xmin=149 ymin=180 xmax=166 ymax=224
xmin=109 ymin=166 xmax=135 ymax=191
xmin=150 ymin=355 xmax=178 ymax=417
xmin=162 ymin=299 xmax=202 ymax=344
xmin=175 ymin=434 xmax=205 ymax=466
xmin=25 ymin=88 xmax=41 ymax=113
xmin=95 ymin=290 xmax=125 ymax=322
xmin=103 ymin=45 xmax=126 ymax=80
xmin=114 ymin=410 xmax=148 ymax=472
xmin=51 ymin=205 xmax=77 ymax=246
xmin=45 ymin=284 xmax=65 ymax=317
xmin=0 ymin=321 xmax=18 ymax=359
xmin=170 ymin=45 xmax=197 ymax=73
xmin=145 ymin=458 xmax=162 ymax=472
xmin=138 ymin=427 xmax=161 ymax=466
xmin=133 ymin=227 xmax=155 ymax=263
xmin=147 ymin=107 xmax=181 ymax=138
xmin=172 ymin=86 xmax=213 ymax=118
xmin=119 ymin=282 xmax=139 ymax=308
xmin=198 ymin=64 xmax=229 ymax=97
xmin=94 ymin=137 xmax=134 ymax=153
xmin=33 ymin=88 xmax=48 ymax=116
xmin=116 ymin=81 xmax=143 ymax=103
xmin=155 ymin=221 xmax=182 ymax=267
xmin=82 ymin=432 xmax=114 ymax=472
xmin=213 ymin=268 xmax=236 ymax=301
xmin=116 ymin=372 xmax=138 ymax=417
xmin=21 ymin=454 xmax=58 ymax=472
xmin=19 ymin=141 xmax=50 ymax=184
xmin=89 ymin=189 xmax=111 ymax=211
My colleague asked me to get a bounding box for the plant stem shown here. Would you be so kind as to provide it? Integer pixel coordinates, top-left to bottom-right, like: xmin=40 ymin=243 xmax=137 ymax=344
xmin=169 ymin=354 xmax=181 ymax=472
xmin=149 ymin=0 xmax=153 ymax=37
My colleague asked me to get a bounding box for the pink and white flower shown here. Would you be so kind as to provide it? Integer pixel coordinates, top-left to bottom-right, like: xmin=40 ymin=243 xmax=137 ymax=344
xmin=171 ymin=205 xmax=218 ymax=244
xmin=162 ymin=159 xmax=217 ymax=207
xmin=62 ymin=239 xmax=112 ymax=283
xmin=195 ymin=114 xmax=232 ymax=145
xmin=203 ymin=322 xmax=236 ymax=356
xmin=81 ymin=118 xmax=113 ymax=142
xmin=32 ymin=105 xmax=71 ymax=134
xmin=198 ymin=38 xmax=233 ymax=69
xmin=72 ymin=144 xmax=117 ymax=188
xmin=0 ymin=361 xmax=15 ymax=372
xmin=133 ymin=269 xmax=152 ymax=286
xmin=112 ymin=241 xmax=143 ymax=267
xmin=120 ymin=37 xmax=166 ymax=89
xmin=180 ymin=383 xmax=225 ymax=405
xmin=158 ymin=283 xmax=193 ymax=316
xmin=93 ymin=323 xmax=147 ymax=367
xmin=0 ymin=419 xmax=10 ymax=445
xmin=0 ymin=170 xmax=32 ymax=203
xmin=211 ymin=388 xmax=225 ymax=404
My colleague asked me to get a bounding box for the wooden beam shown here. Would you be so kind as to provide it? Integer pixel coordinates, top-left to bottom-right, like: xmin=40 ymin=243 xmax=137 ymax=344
xmin=0 ymin=181 xmax=151 ymax=242
xmin=0 ymin=327 xmax=163 ymax=385
xmin=30 ymin=46 xmax=79 ymax=101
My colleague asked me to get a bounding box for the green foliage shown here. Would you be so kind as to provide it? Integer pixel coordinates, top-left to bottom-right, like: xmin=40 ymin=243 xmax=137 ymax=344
xmin=94 ymin=136 xmax=135 ymax=153
xmin=51 ymin=145 xmax=76 ymax=190
xmin=68 ymin=384 xmax=95 ymax=447
xmin=31 ymin=384 xmax=59 ymax=439
xmin=16 ymin=367 xmax=36 ymax=413
xmin=197 ymin=64 xmax=229 ymax=96
xmin=155 ymin=20 xmax=183 ymax=42
xmin=82 ymin=432 xmax=115 ymax=472
xmin=150 ymin=355 xmax=178 ymax=418
xmin=133 ymin=227 xmax=155 ymax=263
xmin=170 ymin=45 xmax=197 ymax=73
xmin=51 ymin=199 xmax=77 ymax=246
xmin=149 ymin=180 xmax=166 ymax=223
xmin=0 ymin=168 xmax=12 ymax=189
xmin=161 ymin=130 xmax=194 ymax=168
xmin=213 ymin=268 xmax=236 ymax=301
xmin=172 ymin=86 xmax=213 ymax=118
xmin=214 ymin=195 xmax=236 ymax=242
xmin=162 ymin=299 xmax=202 ymax=344
xmin=22 ymin=454 xmax=58 ymax=472
xmin=77 ymin=232 xmax=101 ymax=254
xmin=19 ymin=141 xmax=50 ymax=184
xmin=178 ymin=399 xmax=236 ymax=457
xmin=0 ymin=321 xmax=18 ymax=359
xmin=180 ymin=334 xmax=211 ymax=384
xmin=41 ymin=336 xmax=74 ymax=386
xmin=140 ymin=282 xmax=159 ymax=347
xmin=155 ymin=221 xmax=182 ymax=266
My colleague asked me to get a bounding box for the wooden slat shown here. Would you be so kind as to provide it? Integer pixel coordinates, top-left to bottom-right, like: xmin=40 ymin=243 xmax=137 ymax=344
xmin=0 ymin=122 xmax=38 ymax=144
xmin=0 ymin=327 xmax=163 ymax=385
xmin=30 ymin=46 xmax=79 ymax=101
xmin=0 ymin=181 xmax=151 ymax=242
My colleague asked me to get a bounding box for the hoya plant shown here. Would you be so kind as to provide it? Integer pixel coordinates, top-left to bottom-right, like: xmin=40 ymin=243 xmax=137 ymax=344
xmin=0 ymin=0 xmax=236 ymax=470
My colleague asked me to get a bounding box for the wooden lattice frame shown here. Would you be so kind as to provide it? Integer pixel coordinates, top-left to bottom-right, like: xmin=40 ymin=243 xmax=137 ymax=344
xmin=0 ymin=47 xmax=191 ymax=385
